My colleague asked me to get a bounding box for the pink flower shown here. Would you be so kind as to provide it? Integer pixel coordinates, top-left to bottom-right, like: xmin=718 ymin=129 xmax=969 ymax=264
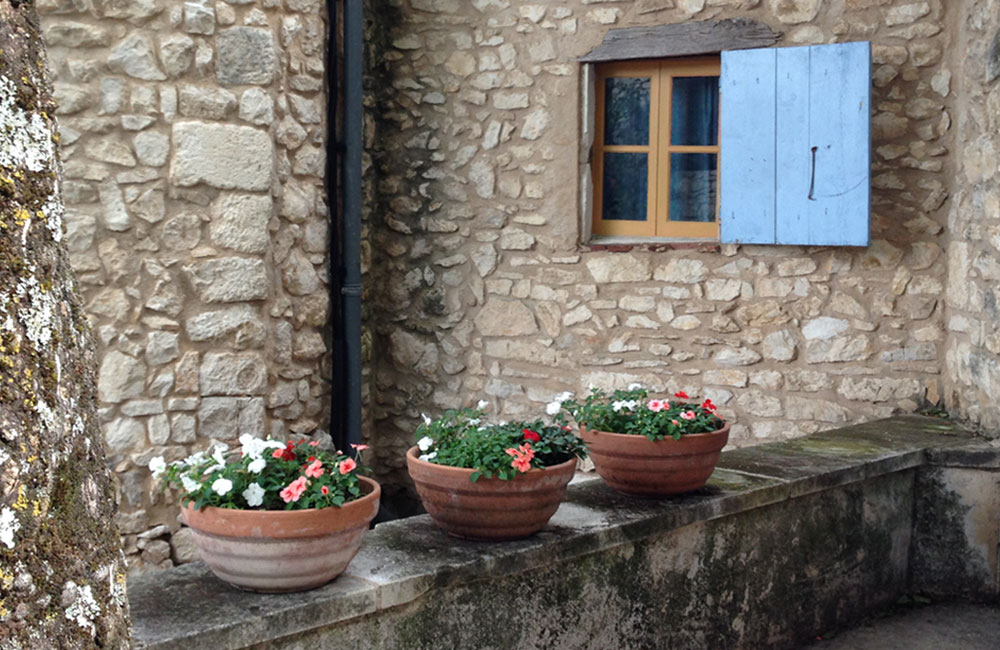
xmin=279 ymin=476 xmax=310 ymax=503
xmin=308 ymin=440 xmax=320 ymax=447
xmin=339 ymin=458 xmax=357 ymax=475
xmin=351 ymin=443 xmax=370 ymax=451
xmin=272 ymin=448 xmax=285 ymax=459
xmin=321 ymin=485 xmax=330 ymax=495
xmin=672 ymin=419 xmax=679 ymax=426
xmin=647 ymin=399 xmax=667 ymax=412
xmin=305 ymin=459 xmax=325 ymax=478
xmin=511 ymin=455 xmax=532 ymax=473
xmin=505 ymin=447 xmax=520 ymax=457
xmin=518 ymin=443 xmax=535 ymax=461
xmin=681 ymin=410 xmax=697 ymax=420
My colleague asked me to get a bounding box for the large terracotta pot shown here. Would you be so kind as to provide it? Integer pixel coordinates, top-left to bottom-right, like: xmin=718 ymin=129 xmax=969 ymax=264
xmin=406 ymin=447 xmax=576 ymax=541
xmin=581 ymin=423 xmax=730 ymax=497
xmin=181 ymin=475 xmax=380 ymax=593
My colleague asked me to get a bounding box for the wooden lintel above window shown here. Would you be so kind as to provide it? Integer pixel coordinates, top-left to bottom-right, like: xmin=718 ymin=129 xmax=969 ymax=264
xmin=578 ymin=18 xmax=781 ymax=63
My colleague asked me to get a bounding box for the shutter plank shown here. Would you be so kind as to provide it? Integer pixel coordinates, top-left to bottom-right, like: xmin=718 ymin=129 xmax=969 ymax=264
xmin=720 ymin=48 xmax=777 ymax=244
xmin=774 ymin=46 xmax=812 ymax=246
xmin=805 ymin=41 xmax=871 ymax=246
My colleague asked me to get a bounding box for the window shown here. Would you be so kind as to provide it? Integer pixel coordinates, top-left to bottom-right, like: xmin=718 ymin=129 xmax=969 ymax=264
xmin=585 ymin=41 xmax=872 ymax=247
xmin=592 ymin=57 xmax=720 ymax=240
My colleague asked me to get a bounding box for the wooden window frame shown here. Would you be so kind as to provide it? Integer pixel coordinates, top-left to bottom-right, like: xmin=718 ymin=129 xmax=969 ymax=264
xmin=592 ymin=56 xmax=721 ymax=240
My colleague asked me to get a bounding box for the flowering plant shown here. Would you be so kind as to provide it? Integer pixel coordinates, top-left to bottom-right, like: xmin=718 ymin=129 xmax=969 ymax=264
xmin=414 ymin=401 xmax=587 ymax=482
xmin=150 ymin=434 xmax=370 ymax=511
xmin=551 ymin=385 xmax=724 ymax=442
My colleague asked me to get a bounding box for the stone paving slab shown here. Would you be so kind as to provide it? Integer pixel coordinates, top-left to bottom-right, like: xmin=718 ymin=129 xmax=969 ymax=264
xmin=802 ymin=603 xmax=1000 ymax=650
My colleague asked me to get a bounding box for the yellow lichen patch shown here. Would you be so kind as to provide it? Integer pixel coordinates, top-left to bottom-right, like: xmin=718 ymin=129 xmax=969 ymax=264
xmin=12 ymin=485 xmax=28 ymax=511
xmin=0 ymin=599 xmax=8 ymax=618
xmin=32 ymin=498 xmax=45 ymax=517
xmin=0 ymin=567 xmax=12 ymax=589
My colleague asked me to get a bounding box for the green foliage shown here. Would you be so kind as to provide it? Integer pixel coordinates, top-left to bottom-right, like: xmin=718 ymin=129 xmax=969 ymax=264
xmin=154 ymin=435 xmax=368 ymax=511
xmin=415 ymin=405 xmax=587 ymax=482
xmin=555 ymin=385 xmax=725 ymax=441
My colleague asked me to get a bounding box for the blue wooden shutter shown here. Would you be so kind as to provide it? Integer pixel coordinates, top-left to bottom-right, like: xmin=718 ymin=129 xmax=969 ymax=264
xmin=720 ymin=42 xmax=871 ymax=246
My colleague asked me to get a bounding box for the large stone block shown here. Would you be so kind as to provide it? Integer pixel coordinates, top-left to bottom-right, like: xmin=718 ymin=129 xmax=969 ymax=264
xmin=183 ymin=258 xmax=269 ymax=303
xmin=108 ymin=33 xmax=166 ymax=80
xmin=199 ymin=352 xmax=267 ymax=396
xmin=474 ymin=299 xmax=538 ymax=336
xmin=216 ymin=27 xmax=277 ymax=85
xmin=98 ymin=351 xmax=147 ymax=403
xmin=209 ymin=193 xmax=272 ymax=253
xmin=170 ymin=122 xmax=272 ymax=191
xmin=198 ymin=396 xmax=266 ymax=437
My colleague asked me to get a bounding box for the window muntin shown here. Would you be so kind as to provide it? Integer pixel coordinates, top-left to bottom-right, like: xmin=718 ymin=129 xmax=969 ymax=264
xmin=593 ymin=57 xmax=720 ymax=239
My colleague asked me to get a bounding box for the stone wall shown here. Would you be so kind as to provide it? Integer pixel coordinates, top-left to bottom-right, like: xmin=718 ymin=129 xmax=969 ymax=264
xmin=944 ymin=0 xmax=1000 ymax=435
xmin=367 ymin=0 xmax=958 ymax=487
xmin=37 ymin=0 xmax=332 ymax=570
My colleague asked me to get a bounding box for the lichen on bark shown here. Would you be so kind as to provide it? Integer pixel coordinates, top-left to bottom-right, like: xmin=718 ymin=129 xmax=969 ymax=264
xmin=0 ymin=1 xmax=131 ymax=647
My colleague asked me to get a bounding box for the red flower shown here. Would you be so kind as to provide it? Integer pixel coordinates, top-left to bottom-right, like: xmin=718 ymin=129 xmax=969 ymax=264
xmin=674 ymin=391 xmax=690 ymax=400
xmin=701 ymin=398 xmax=717 ymax=412
xmin=305 ymin=460 xmax=325 ymax=478
xmin=511 ymin=455 xmax=532 ymax=473
xmin=522 ymin=429 xmax=541 ymax=442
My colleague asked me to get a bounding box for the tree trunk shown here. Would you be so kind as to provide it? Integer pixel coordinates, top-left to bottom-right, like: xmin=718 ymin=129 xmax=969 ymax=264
xmin=0 ymin=2 xmax=131 ymax=647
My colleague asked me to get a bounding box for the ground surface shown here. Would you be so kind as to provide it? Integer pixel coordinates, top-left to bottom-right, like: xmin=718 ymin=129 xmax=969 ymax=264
xmin=803 ymin=603 xmax=1000 ymax=649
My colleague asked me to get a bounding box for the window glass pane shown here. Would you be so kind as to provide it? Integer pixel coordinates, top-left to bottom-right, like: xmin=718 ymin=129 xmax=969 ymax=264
xmin=602 ymin=153 xmax=648 ymax=221
xmin=669 ymin=153 xmax=717 ymax=222
xmin=671 ymin=76 xmax=719 ymax=146
xmin=604 ymin=77 xmax=650 ymax=146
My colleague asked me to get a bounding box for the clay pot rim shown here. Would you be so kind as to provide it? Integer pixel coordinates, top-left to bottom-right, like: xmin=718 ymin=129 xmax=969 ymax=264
xmin=406 ymin=446 xmax=577 ymax=478
xmin=580 ymin=421 xmax=731 ymax=441
xmin=181 ymin=475 xmax=380 ymax=527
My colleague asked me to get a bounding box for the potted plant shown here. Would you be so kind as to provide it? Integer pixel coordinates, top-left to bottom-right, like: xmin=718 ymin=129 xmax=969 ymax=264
xmin=551 ymin=385 xmax=729 ymax=497
xmin=150 ymin=434 xmax=379 ymax=593
xmin=406 ymin=401 xmax=588 ymax=541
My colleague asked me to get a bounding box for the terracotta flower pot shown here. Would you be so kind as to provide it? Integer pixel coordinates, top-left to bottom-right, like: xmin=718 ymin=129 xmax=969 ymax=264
xmin=180 ymin=476 xmax=380 ymax=593
xmin=581 ymin=423 xmax=730 ymax=497
xmin=406 ymin=447 xmax=576 ymax=541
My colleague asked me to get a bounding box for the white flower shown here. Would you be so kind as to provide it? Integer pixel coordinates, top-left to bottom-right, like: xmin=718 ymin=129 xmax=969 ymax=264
xmin=181 ymin=476 xmax=200 ymax=493
xmin=239 ymin=433 xmax=258 ymax=456
xmin=182 ymin=451 xmax=206 ymax=467
xmin=627 ymin=383 xmax=643 ymax=391
xmin=419 ymin=451 xmax=438 ymax=462
xmin=211 ymin=478 xmax=233 ymax=496
xmin=148 ymin=456 xmax=166 ymax=479
xmin=468 ymin=418 xmax=480 ymax=426
xmin=476 ymin=400 xmax=489 ymax=410
xmin=546 ymin=401 xmax=562 ymax=416
xmin=211 ymin=445 xmax=227 ymax=468
xmin=612 ymin=400 xmax=638 ymax=412
xmin=421 ymin=413 xmax=432 ymax=426
xmin=417 ymin=436 xmax=434 ymax=452
xmin=554 ymin=391 xmax=574 ymax=403
xmin=242 ymin=483 xmax=265 ymax=507
xmin=247 ymin=457 xmax=267 ymax=474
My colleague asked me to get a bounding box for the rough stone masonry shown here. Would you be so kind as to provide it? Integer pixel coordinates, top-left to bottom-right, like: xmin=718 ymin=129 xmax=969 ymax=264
xmin=34 ymin=0 xmax=1000 ymax=572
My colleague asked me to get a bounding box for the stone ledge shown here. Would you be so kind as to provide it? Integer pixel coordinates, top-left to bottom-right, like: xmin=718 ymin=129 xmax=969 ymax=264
xmin=131 ymin=416 xmax=974 ymax=650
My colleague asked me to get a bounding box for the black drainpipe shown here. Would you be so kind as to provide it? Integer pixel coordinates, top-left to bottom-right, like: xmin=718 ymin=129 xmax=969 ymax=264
xmin=336 ymin=0 xmax=363 ymax=449
xmin=326 ymin=0 xmax=345 ymax=449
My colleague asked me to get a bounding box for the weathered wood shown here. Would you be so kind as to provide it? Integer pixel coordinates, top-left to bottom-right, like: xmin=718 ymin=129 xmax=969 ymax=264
xmin=579 ymin=18 xmax=780 ymax=63
xmin=721 ymin=42 xmax=871 ymax=247
xmin=719 ymin=47 xmax=777 ymax=245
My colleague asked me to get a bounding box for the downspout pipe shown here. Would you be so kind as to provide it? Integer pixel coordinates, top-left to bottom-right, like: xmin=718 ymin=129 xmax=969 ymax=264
xmin=325 ymin=0 xmax=345 ymax=449
xmin=341 ymin=0 xmax=364 ymax=448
